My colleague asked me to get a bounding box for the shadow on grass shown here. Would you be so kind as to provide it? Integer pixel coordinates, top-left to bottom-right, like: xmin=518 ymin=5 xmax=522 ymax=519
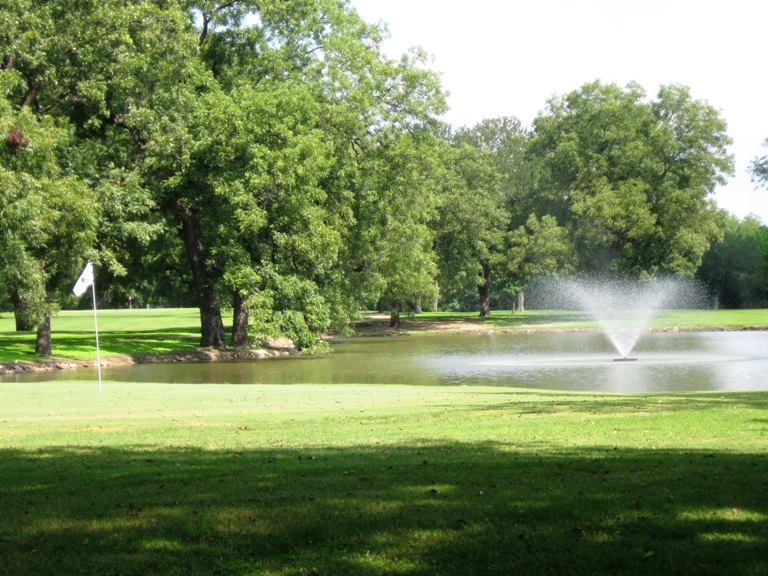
xmin=51 ymin=330 xmax=201 ymax=356
xmin=0 ymin=329 xmax=201 ymax=362
xmin=1 ymin=443 xmax=766 ymax=575
xmin=467 ymin=391 xmax=768 ymax=415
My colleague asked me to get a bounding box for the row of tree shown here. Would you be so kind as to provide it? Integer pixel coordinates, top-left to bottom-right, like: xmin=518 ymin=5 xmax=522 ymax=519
xmin=1 ymin=0 xmax=765 ymax=356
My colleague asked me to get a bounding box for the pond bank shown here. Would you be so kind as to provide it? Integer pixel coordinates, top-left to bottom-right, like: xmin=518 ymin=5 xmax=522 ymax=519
xmin=353 ymin=313 xmax=768 ymax=337
xmin=0 ymin=340 xmax=297 ymax=375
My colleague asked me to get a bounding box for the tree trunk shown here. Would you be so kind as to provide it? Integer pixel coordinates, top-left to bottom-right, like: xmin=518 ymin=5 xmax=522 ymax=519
xmin=432 ymin=281 xmax=439 ymax=312
xmin=11 ymin=289 xmax=33 ymax=331
xmin=176 ymin=201 xmax=226 ymax=348
xmin=479 ymin=262 xmax=492 ymax=318
xmin=516 ymin=290 xmax=525 ymax=312
xmin=389 ymin=302 xmax=401 ymax=328
xmin=414 ymin=296 xmax=422 ymax=314
xmin=231 ymin=291 xmax=249 ymax=347
xmin=35 ymin=313 xmax=51 ymax=356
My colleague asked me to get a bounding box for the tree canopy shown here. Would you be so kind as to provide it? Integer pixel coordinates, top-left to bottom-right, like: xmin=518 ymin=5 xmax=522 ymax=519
xmin=528 ymin=81 xmax=732 ymax=277
xmin=0 ymin=4 xmax=750 ymax=356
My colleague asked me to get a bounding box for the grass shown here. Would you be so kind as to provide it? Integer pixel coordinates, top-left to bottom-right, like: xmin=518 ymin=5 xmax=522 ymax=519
xmin=0 ymin=382 xmax=767 ymax=575
xmin=0 ymin=308 xmax=204 ymax=363
xmin=410 ymin=308 xmax=768 ymax=332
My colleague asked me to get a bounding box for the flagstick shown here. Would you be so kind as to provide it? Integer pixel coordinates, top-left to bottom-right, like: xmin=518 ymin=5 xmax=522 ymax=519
xmin=91 ymin=275 xmax=103 ymax=395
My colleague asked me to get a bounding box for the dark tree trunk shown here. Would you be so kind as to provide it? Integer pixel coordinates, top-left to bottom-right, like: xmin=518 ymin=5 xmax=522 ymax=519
xmin=11 ymin=289 xmax=33 ymax=331
xmin=199 ymin=295 xmax=226 ymax=348
xmin=479 ymin=262 xmax=492 ymax=318
xmin=35 ymin=313 xmax=51 ymax=356
xmin=516 ymin=290 xmax=525 ymax=312
xmin=176 ymin=202 xmax=226 ymax=348
xmin=389 ymin=302 xmax=401 ymax=328
xmin=15 ymin=309 xmax=32 ymax=331
xmin=232 ymin=291 xmax=249 ymax=347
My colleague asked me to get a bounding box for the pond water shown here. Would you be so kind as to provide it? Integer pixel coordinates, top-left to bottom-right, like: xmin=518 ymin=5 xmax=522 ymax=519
xmin=7 ymin=330 xmax=768 ymax=393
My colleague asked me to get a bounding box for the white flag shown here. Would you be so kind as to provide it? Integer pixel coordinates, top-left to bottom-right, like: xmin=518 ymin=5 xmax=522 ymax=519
xmin=73 ymin=262 xmax=94 ymax=297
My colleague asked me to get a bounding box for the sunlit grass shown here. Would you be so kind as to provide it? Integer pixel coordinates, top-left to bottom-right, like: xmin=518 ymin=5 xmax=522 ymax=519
xmin=0 ymin=308 xmax=205 ymax=362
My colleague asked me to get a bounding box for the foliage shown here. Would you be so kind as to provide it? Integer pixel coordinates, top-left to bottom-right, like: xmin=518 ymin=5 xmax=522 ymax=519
xmin=434 ymin=139 xmax=505 ymax=301
xmin=0 ymin=0 xmax=447 ymax=348
xmin=1 ymin=0 xmax=759 ymax=358
xmin=528 ymin=81 xmax=732 ymax=276
xmin=354 ymin=131 xmax=442 ymax=314
xmin=752 ymin=138 xmax=768 ymax=187
xmin=0 ymin=96 xmax=97 ymax=333
xmin=698 ymin=214 xmax=768 ymax=308
xmin=507 ymin=213 xmax=576 ymax=283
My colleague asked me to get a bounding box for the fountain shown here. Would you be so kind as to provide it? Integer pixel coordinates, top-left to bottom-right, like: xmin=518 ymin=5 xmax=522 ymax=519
xmin=552 ymin=277 xmax=687 ymax=361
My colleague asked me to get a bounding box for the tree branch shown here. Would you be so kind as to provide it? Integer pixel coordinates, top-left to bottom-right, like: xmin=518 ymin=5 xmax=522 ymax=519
xmin=21 ymin=83 xmax=41 ymax=108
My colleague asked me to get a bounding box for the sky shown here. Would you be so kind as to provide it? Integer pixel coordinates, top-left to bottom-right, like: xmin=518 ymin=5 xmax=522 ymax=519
xmin=350 ymin=0 xmax=768 ymax=223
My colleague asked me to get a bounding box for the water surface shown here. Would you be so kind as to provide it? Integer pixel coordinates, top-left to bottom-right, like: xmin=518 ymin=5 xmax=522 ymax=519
xmin=6 ymin=331 xmax=768 ymax=393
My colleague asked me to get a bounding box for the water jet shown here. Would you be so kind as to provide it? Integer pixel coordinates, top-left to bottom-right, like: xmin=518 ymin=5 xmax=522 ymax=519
xmin=542 ymin=277 xmax=696 ymax=360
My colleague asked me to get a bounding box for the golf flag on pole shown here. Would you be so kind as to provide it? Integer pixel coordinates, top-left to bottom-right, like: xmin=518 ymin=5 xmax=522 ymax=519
xmin=72 ymin=261 xmax=102 ymax=394
xmin=73 ymin=262 xmax=94 ymax=297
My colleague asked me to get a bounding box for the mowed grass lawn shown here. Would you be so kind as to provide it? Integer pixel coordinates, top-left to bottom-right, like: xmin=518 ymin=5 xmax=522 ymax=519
xmin=2 ymin=307 xmax=768 ymax=363
xmin=0 ymin=382 xmax=767 ymax=575
xmin=0 ymin=308 xmax=204 ymax=363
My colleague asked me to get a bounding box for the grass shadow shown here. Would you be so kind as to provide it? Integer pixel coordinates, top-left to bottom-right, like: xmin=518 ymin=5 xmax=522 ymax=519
xmin=467 ymin=391 xmax=768 ymax=416
xmin=1 ymin=442 xmax=766 ymax=575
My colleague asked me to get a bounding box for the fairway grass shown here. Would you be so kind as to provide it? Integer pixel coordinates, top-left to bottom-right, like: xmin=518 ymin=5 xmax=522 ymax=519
xmin=0 ymin=308 xmax=203 ymax=363
xmin=1 ymin=382 xmax=767 ymax=575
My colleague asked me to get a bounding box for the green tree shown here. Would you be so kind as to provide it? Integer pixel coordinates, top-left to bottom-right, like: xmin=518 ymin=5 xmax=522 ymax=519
xmin=356 ymin=131 xmax=441 ymax=328
xmin=0 ymin=97 xmax=97 ymax=355
xmin=1 ymin=0 xmax=175 ymax=352
xmin=443 ymin=118 xmax=533 ymax=315
xmin=1 ymin=0 xmax=445 ymax=349
xmin=506 ymin=214 xmax=575 ymax=310
xmin=528 ymin=81 xmax=733 ymax=277
xmin=174 ymin=0 xmax=446 ymax=344
xmin=752 ymin=139 xmax=768 ymax=187
xmin=697 ymin=214 xmax=768 ymax=308
xmin=434 ymin=139 xmax=505 ymax=316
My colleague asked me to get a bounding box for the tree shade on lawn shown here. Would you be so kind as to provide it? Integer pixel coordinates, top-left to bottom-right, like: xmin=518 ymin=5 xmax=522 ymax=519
xmin=0 ymin=382 xmax=766 ymax=575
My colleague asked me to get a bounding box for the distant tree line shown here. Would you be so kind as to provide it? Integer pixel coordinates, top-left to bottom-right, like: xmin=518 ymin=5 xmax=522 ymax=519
xmin=0 ymin=0 xmax=765 ymax=356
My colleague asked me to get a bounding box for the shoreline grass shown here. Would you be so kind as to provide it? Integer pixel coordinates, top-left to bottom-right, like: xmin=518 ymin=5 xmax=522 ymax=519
xmin=1 ymin=382 xmax=766 ymax=575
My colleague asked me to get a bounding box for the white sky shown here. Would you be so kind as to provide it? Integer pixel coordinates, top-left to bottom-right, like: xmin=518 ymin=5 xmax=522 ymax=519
xmin=351 ymin=0 xmax=768 ymax=223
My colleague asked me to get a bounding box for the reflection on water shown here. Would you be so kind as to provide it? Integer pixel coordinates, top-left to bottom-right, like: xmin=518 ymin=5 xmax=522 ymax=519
xmin=4 ymin=331 xmax=768 ymax=393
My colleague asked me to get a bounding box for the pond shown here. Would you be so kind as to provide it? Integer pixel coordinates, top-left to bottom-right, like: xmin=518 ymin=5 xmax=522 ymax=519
xmin=6 ymin=330 xmax=768 ymax=393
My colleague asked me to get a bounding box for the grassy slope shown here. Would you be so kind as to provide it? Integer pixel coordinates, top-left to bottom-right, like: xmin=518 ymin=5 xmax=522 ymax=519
xmin=2 ymin=308 xmax=768 ymax=364
xmin=1 ymin=382 xmax=767 ymax=575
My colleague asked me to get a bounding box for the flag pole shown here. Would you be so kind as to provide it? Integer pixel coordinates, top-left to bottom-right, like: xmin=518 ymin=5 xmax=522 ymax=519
xmin=91 ymin=269 xmax=103 ymax=395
